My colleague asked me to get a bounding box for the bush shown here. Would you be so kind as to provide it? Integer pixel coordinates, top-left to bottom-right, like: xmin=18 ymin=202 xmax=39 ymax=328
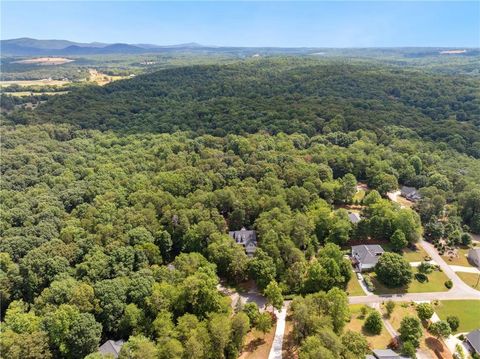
xmin=364 ymin=276 xmax=375 ymax=292
xmin=445 ymin=280 xmax=453 ymax=289
xmin=415 ymin=273 xmax=428 ymax=283
xmin=447 ymin=316 xmax=460 ymax=332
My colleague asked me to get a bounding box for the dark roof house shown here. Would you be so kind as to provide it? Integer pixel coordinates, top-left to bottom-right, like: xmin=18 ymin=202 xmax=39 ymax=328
xmin=229 ymin=227 xmax=257 ymax=256
xmin=466 ymin=329 xmax=480 ymax=354
xmin=99 ymin=339 xmax=124 ymax=358
xmin=366 ymin=349 xmax=410 ymax=359
xmin=400 ymin=186 xmax=421 ymax=202
xmin=352 ymin=244 xmax=384 ymax=272
xmin=467 ymin=248 xmax=480 ymax=268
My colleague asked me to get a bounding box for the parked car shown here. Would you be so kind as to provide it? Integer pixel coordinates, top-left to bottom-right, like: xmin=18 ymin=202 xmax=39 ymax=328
xmin=356 ymin=272 xmax=363 ymax=281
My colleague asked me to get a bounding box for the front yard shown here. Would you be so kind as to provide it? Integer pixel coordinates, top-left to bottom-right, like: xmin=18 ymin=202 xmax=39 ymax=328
xmin=346 ymin=273 xmax=366 ymax=296
xmin=369 ymin=268 xmax=450 ymax=295
xmin=456 ymin=272 xmax=480 ymax=290
xmin=239 ymin=324 xmax=277 ymax=359
xmin=434 ymin=300 xmax=480 ymax=333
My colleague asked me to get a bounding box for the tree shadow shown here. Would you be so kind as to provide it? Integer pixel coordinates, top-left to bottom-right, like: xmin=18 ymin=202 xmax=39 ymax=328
xmin=245 ymin=338 xmax=266 ymax=352
xmin=425 ymin=337 xmax=448 ymax=359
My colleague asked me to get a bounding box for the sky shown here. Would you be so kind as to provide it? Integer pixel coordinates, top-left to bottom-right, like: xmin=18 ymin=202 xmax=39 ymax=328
xmin=1 ymin=1 xmax=479 ymax=48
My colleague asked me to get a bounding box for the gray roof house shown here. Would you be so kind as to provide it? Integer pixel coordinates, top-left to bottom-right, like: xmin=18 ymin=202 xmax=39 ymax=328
xmin=468 ymin=248 xmax=480 ymax=268
xmin=400 ymin=186 xmax=421 ymax=202
xmin=348 ymin=212 xmax=362 ymax=224
xmin=466 ymin=329 xmax=480 ymax=354
xmin=229 ymin=227 xmax=257 ymax=256
xmin=366 ymin=349 xmax=410 ymax=359
xmin=352 ymin=244 xmax=384 ymax=272
xmin=99 ymin=339 xmax=124 ymax=358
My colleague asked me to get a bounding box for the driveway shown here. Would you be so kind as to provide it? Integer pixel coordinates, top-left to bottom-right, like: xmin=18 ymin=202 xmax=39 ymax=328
xmin=449 ymin=265 xmax=480 ymax=274
xmin=268 ymin=302 xmax=290 ymax=359
xmin=349 ymin=240 xmax=480 ymax=305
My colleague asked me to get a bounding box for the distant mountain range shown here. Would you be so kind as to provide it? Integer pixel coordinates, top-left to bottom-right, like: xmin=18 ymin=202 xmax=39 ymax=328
xmin=1 ymin=37 xmax=478 ymax=57
xmin=0 ymin=38 xmax=206 ymax=56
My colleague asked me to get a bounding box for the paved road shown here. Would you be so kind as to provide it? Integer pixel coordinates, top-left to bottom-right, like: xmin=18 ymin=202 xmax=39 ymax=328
xmin=268 ymin=303 xmax=289 ymax=359
xmin=349 ymin=240 xmax=480 ymax=305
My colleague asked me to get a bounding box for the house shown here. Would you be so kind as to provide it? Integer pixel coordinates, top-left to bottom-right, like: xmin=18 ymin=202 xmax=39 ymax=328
xmin=400 ymin=186 xmax=421 ymax=202
xmin=348 ymin=212 xmax=362 ymax=224
xmin=467 ymin=248 xmax=480 ymax=268
xmin=352 ymin=244 xmax=384 ymax=272
xmin=466 ymin=329 xmax=480 ymax=355
xmin=99 ymin=339 xmax=124 ymax=358
xmin=366 ymin=349 xmax=410 ymax=359
xmin=229 ymin=227 xmax=257 ymax=256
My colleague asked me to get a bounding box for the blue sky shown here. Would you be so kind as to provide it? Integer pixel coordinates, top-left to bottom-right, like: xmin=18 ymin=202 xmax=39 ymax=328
xmin=1 ymin=1 xmax=479 ymax=47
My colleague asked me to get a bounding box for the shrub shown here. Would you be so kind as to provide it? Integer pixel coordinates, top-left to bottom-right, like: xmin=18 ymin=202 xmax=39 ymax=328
xmin=364 ymin=276 xmax=375 ymax=292
xmin=416 ymin=303 xmax=434 ymax=321
xmin=447 ymin=316 xmax=460 ymax=332
xmin=415 ymin=273 xmax=428 ymax=283
xmin=445 ymin=280 xmax=453 ymax=289
xmin=385 ymin=300 xmax=395 ymax=318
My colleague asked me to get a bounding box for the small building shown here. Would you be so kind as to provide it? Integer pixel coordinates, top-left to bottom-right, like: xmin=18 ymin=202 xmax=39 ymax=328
xmin=467 ymin=248 xmax=480 ymax=268
xmin=348 ymin=212 xmax=362 ymax=224
xmin=352 ymin=244 xmax=384 ymax=272
xmin=400 ymin=186 xmax=421 ymax=202
xmin=366 ymin=349 xmax=410 ymax=359
xmin=466 ymin=329 xmax=480 ymax=354
xmin=99 ymin=339 xmax=124 ymax=358
xmin=229 ymin=227 xmax=257 ymax=256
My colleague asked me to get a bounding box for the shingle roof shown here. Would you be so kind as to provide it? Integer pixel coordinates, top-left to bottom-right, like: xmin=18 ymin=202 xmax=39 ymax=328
xmin=229 ymin=227 xmax=257 ymax=255
xmin=99 ymin=340 xmax=124 ymax=358
xmin=352 ymin=245 xmax=384 ymax=266
xmin=467 ymin=329 xmax=480 ymax=353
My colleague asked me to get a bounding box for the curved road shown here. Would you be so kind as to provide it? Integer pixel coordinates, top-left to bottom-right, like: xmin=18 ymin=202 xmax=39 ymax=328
xmin=349 ymin=240 xmax=480 ymax=304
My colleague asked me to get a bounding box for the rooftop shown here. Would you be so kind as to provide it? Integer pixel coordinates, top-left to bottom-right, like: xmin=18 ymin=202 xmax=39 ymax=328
xmin=467 ymin=329 xmax=480 ymax=353
xmin=352 ymin=244 xmax=384 ymax=265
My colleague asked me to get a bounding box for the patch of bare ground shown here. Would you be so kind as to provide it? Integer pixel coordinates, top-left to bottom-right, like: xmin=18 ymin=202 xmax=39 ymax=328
xmin=13 ymin=57 xmax=74 ymax=65
xmin=282 ymin=311 xmax=298 ymax=359
xmin=239 ymin=324 xmax=277 ymax=359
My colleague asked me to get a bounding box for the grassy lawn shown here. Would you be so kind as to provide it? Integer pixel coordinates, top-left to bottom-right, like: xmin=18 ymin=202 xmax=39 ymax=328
xmin=457 ymin=272 xmax=480 ymax=290
xmin=353 ymin=189 xmax=366 ymax=202
xmin=345 ymin=274 xmax=366 ymax=296
xmin=345 ymin=305 xmax=392 ymax=349
xmin=381 ymin=243 xmax=428 ymax=263
xmin=369 ymin=269 xmax=449 ymax=295
xmin=434 ymin=300 xmax=480 ymax=333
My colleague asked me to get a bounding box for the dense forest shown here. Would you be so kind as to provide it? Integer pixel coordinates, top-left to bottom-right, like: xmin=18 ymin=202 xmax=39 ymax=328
xmin=1 ymin=55 xmax=480 ymax=358
xmin=1 ymin=120 xmax=479 ymax=357
xmin=6 ymin=59 xmax=479 ymax=157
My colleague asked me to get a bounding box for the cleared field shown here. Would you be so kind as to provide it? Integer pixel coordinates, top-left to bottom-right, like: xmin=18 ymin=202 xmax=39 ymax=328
xmin=456 ymin=272 xmax=480 ymax=290
xmin=88 ymin=69 xmax=132 ymax=86
xmin=13 ymin=57 xmax=74 ymax=65
xmin=0 ymin=79 xmax=70 ymax=87
xmin=388 ymin=303 xmax=452 ymax=358
xmin=370 ymin=269 xmax=449 ymax=295
xmin=435 ymin=300 xmax=480 ymax=333
xmin=3 ymin=91 xmax=69 ymax=97
xmin=345 ymin=304 xmax=391 ymax=348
